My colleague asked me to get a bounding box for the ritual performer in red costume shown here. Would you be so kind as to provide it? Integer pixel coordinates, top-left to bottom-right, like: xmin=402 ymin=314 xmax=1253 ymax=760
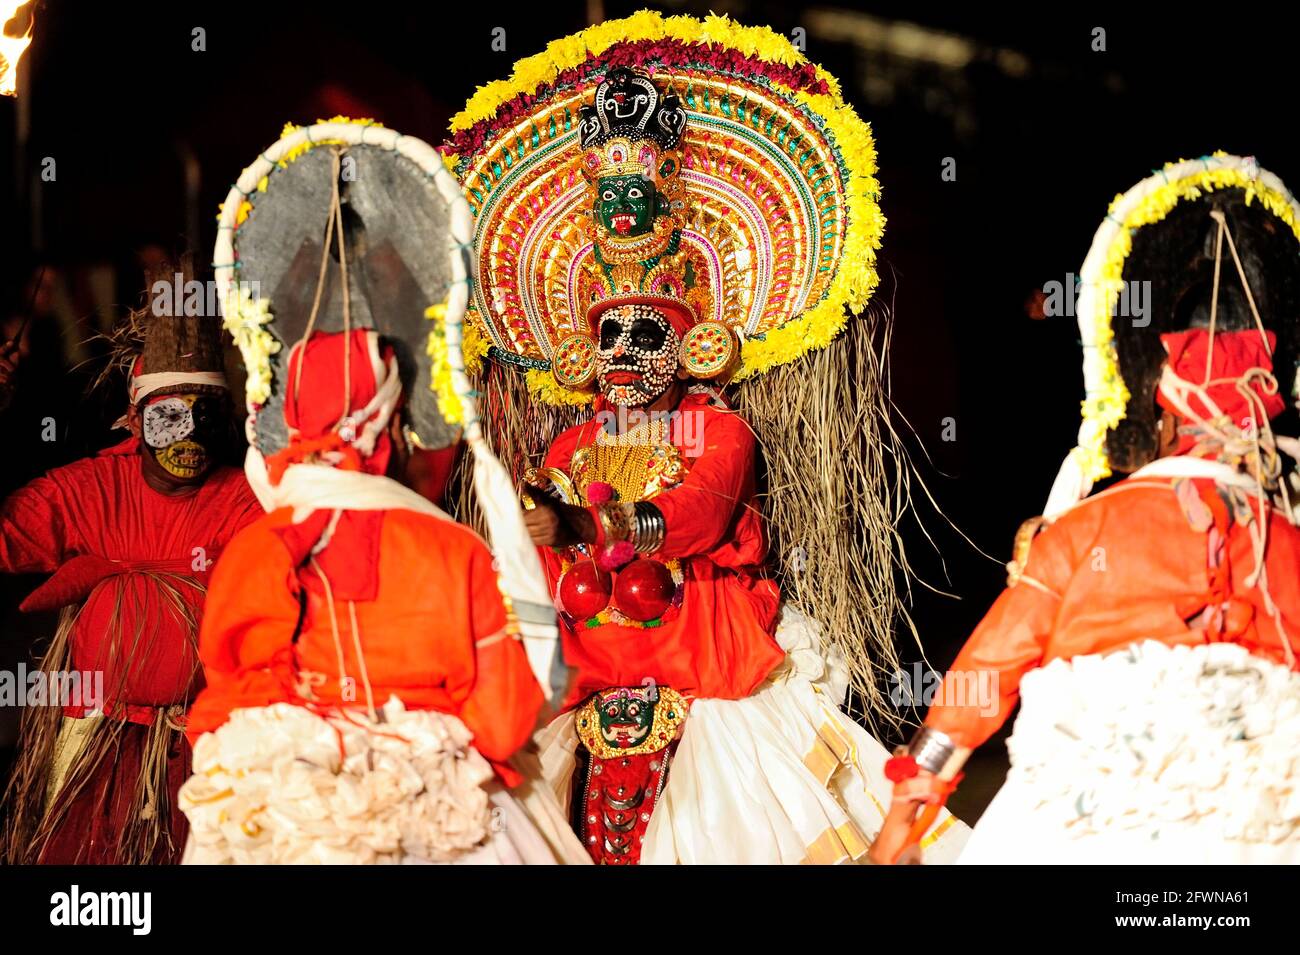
xmin=447 ymin=13 xmax=969 ymax=864
xmin=178 ymin=120 xmax=583 ymax=864
xmin=0 ymin=277 xmax=260 ymax=864
xmin=872 ymin=154 xmax=1300 ymax=865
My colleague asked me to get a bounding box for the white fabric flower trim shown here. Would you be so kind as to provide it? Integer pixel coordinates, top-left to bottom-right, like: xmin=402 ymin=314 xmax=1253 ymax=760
xmin=180 ymin=697 xmax=495 ymax=864
xmin=1006 ymin=641 xmax=1300 ymax=844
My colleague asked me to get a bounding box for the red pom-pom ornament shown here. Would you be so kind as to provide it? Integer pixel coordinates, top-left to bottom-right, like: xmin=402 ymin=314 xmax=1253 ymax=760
xmin=597 ymin=540 xmax=635 ymax=571
xmin=558 ymin=559 xmax=613 ymax=619
xmin=612 ymin=558 xmax=675 ymax=622
xmin=586 ymin=481 xmax=614 ymax=504
xmin=884 ymin=755 xmax=919 ymax=783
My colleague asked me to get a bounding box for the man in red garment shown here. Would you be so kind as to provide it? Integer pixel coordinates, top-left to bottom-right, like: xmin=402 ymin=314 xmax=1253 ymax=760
xmin=186 ymin=330 xmax=543 ymax=768
xmin=529 ymin=373 xmax=784 ymax=706
xmin=871 ymin=327 xmax=1300 ymax=863
xmin=501 ymin=64 xmax=969 ymax=866
xmin=180 ymin=329 xmax=574 ymax=864
xmin=0 ymin=308 xmax=259 ymax=864
xmin=523 ymin=297 xmax=790 ymax=863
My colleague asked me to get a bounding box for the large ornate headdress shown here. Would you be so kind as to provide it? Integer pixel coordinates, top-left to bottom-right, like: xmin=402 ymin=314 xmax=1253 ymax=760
xmin=1045 ymin=152 xmax=1300 ymax=517
xmin=447 ymin=11 xmax=884 ymax=404
xmin=447 ymin=12 xmax=915 ymax=732
xmin=214 ymin=119 xmax=463 ymax=457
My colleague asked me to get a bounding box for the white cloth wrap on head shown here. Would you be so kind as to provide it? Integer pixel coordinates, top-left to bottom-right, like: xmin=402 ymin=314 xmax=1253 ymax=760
xmin=215 ymin=121 xmax=566 ymax=706
xmin=129 ymin=370 xmax=227 ymax=405
xmin=113 ymin=370 xmax=230 ymax=429
xmin=244 ymin=446 xmax=454 ymax=526
xmin=348 ymin=354 xmax=403 ymax=457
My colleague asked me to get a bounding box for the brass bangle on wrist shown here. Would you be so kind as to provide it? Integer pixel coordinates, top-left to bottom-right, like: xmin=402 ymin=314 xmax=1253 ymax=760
xmin=597 ymin=502 xmax=633 ymax=544
xmin=595 ymin=501 xmax=664 ymax=554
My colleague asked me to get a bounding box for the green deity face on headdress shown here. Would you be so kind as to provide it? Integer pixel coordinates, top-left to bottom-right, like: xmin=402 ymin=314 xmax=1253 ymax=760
xmin=597 ymin=175 xmax=656 ymax=238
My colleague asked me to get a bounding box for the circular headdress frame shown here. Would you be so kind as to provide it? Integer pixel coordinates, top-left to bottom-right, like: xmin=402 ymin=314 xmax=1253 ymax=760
xmin=1067 ymin=153 xmax=1300 ymax=486
xmin=214 ymin=122 xmax=483 ymax=454
xmin=444 ymin=12 xmax=885 ymax=405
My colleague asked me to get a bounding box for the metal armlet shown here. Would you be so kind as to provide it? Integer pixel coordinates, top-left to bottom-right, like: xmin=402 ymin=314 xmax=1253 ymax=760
xmin=907 ymin=726 xmax=971 ymax=780
xmin=631 ymin=501 xmax=665 ymax=554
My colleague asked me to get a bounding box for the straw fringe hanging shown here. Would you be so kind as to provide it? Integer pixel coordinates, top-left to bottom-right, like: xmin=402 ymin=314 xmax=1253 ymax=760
xmin=1 ymin=573 xmax=200 ymax=864
xmin=448 ymin=357 xmax=590 ymax=534
xmin=735 ymin=303 xmax=917 ymax=737
xmin=1 ymin=606 xmax=78 ymax=863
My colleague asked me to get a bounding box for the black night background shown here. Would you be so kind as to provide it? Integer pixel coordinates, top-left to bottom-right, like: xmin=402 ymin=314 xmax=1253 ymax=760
xmin=3 ymin=0 xmax=1299 ymax=822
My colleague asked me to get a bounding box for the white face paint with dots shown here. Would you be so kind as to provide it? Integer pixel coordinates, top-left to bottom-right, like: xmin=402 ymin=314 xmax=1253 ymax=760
xmin=140 ymin=393 xmax=218 ymax=480
xmin=595 ymin=304 xmax=680 ymax=408
xmin=142 ymin=396 xmax=195 ymax=449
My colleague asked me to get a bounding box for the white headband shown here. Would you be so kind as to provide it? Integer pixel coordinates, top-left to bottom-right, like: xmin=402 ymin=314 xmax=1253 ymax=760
xmin=130 ymin=371 xmax=228 ymax=405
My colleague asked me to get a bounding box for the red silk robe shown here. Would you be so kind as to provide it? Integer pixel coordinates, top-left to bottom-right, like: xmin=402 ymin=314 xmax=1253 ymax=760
xmin=541 ymin=392 xmax=785 ymax=708
xmin=186 ymin=506 xmax=543 ymax=782
xmin=927 ymin=473 xmax=1300 ymax=750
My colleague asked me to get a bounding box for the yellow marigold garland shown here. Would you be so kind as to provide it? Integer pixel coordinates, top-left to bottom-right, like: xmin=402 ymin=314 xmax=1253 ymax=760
xmin=222 ymin=287 xmax=280 ymax=407
xmin=525 ymin=368 xmax=595 ymax=407
xmin=735 ymin=88 xmax=884 ymax=382
xmin=425 ymin=302 xmax=465 ymax=425
xmin=449 ymin=12 xmax=809 ymax=134
xmin=461 ymin=312 xmax=491 ymax=366
xmin=1079 ymin=153 xmax=1300 ymax=481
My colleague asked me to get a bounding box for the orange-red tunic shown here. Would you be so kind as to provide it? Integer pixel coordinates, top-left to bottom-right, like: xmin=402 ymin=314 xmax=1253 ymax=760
xmin=187 ymin=506 xmax=543 ymax=779
xmin=0 ymin=443 xmax=260 ymax=718
xmin=0 ymin=441 xmax=260 ymax=863
xmin=928 ymin=474 xmax=1300 ymax=750
xmin=541 ymin=393 xmax=784 ymax=707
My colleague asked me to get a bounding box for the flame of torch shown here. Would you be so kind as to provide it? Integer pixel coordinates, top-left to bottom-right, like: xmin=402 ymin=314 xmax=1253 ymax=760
xmin=1 ymin=1 xmax=36 ymax=97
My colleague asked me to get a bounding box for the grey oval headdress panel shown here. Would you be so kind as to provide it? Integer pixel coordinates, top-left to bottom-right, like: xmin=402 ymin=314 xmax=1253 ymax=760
xmin=231 ymin=143 xmax=460 ymax=454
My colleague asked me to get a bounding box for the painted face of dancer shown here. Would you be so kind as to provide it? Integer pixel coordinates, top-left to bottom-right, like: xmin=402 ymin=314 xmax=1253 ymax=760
xmin=596 ymin=304 xmax=680 ymax=408
xmin=596 ymin=175 xmax=656 ymax=237
xmin=138 ymin=392 xmax=223 ymax=486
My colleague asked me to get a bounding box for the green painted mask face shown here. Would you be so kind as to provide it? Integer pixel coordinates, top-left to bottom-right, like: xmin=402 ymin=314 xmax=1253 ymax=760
xmin=596 ymin=687 xmax=657 ymax=749
xmin=597 ymin=175 xmax=655 ymax=237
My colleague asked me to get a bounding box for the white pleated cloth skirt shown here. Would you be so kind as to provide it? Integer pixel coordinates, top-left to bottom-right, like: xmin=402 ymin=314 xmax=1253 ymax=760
xmin=958 ymin=640 xmax=1300 ymax=864
xmin=538 ymin=607 xmax=971 ymax=864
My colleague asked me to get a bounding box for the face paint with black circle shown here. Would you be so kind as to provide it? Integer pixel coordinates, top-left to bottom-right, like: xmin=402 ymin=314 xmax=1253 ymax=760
xmin=596 ymin=304 xmax=680 ymax=408
xmin=141 ymin=392 xmax=222 ymax=480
